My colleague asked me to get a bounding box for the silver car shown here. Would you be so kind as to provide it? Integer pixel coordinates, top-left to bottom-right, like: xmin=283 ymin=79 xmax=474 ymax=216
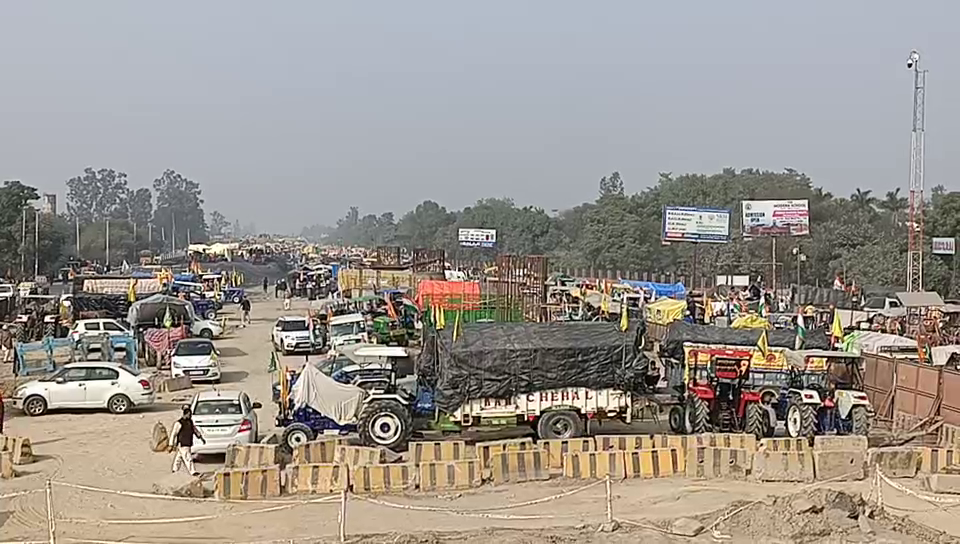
xmin=189 ymin=390 xmax=262 ymax=455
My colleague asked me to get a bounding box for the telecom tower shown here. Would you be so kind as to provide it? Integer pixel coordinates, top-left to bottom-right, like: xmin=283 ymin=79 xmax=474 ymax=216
xmin=906 ymin=49 xmax=926 ymax=292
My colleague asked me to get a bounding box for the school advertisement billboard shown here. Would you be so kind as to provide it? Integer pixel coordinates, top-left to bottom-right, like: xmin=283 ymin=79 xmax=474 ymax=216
xmin=741 ymin=200 xmax=810 ymax=237
xmin=661 ymin=206 xmax=731 ymax=243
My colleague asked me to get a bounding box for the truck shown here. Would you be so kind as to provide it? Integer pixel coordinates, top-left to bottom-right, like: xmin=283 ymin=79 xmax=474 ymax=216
xmin=329 ymin=313 xmax=368 ymax=349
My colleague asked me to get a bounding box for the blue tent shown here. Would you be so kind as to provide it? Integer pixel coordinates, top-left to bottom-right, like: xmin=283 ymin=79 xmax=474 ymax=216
xmin=618 ymin=279 xmax=686 ymax=299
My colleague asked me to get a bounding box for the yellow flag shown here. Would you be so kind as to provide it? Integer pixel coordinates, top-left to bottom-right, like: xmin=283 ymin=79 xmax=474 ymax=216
xmin=757 ymin=329 xmax=770 ymax=357
xmin=438 ymin=305 xmax=446 ymax=329
xmin=127 ymin=279 xmax=137 ymax=303
xmin=619 ymin=301 xmax=628 ymax=332
xmin=453 ymin=308 xmax=462 ymax=341
xmin=704 ymin=297 xmax=714 ymax=323
xmin=831 ymin=309 xmax=844 ymax=341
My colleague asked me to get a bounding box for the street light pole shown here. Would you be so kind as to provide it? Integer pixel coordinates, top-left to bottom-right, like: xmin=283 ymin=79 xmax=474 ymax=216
xmin=34 ymin=208 xmax=39 ymax=278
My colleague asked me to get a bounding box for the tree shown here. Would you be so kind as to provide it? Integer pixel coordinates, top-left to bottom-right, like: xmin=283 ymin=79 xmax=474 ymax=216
xmin=65 ymin=167 xmax=131 ymax=223
xmin=395 ymin=201 xmax=456 ymax=248
xmin=850 ymin=188 xmax=877 ymax=212
xmin=152 ymin=169 xmax=208 ymax=248
xmin=0 ymin=181 xmax=41 ymax=277
xmin=128 ymin=187 xmax=153 ymax=228
xmin=598 ymin=172 xmax=625 ymax=198
xmin=209 ymin=211 xmax=230 ymax=238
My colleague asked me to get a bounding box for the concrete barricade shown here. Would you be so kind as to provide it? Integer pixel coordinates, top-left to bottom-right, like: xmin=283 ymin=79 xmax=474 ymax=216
xmin=596 ymin=434 xmax=669 ymax=451
xmin=759 ymin=438 xmax=810 ymax=452
xmin=893 ymin=410 xmax=924 ymax=433
xmin=813 ymin=450 xmax=865 ymax=481
xmin=334 ymin=446 xmax=382 ymax=468
xmin=813 ymin=436 xmax=868 ymax=452
xmin=867 ymin=448 xmax=921 ymax=478
xmin=350 ymin=464 xmax=417 ymax=494
xmin=489 ymin=450 xmax=550 ymax=485
xmin=418 ymin=460 xmax=483 ymax=492
xmin=225 ymin=443 xmax=280 ymax=469
xmin=0 ymin=435 xmax=33 ymax=464
xmin=539 ymin=438 xmax=595 ymax=469
xmin=160 ymin=376 xmax=192 ymax=393
xmin=409 ymin=441 xmax=468 ymax=464
xmin=927 ymin=473 xmax=960 ymax=495
xmin=623 ymin=448 xmax=684 ymax=479
xmin=752 ymin=450 xmax=815 ymax=482
xmin=919 ymin=447 xmax=960 ymax=474
xmin=476 ymin=438 xmax=534 ymax=469
xmin=939 ymin=423 xmax=960 ymax=449
xmin=293 ymin=438 xmax=347 ymax=465
xmin=685 ymin=447 xmax=751 ymax=479
xmin=562 ymin=451 xmax=625 ymax=480
xmin=287 ymin=463 xmax=349 ymax=494
xmin=0 ymin=451 xmax=13 ymax=479
xmin=215 ymin=466 xmax=283 ymax=500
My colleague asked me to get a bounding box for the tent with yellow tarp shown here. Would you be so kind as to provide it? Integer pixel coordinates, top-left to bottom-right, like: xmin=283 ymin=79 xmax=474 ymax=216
xmin=644 ymin=298 xmax=687 ymax=325
xmin=731 ymin=314 xmax=772 ymax=330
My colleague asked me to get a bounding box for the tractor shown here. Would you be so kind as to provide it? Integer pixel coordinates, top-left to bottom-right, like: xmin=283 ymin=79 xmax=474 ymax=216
xmin=679 ymin=346 xmax=779 ymax=439
xmin=781 ymin=350 xmax=872 ymax=439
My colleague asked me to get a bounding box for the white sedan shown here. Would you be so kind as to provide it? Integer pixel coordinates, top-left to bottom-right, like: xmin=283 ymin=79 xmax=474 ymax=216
xmin=171 ymin=338 xmax=221 ymax=383
xmin=12 ymin=362 xmax=155 ymax=416
xmin=189 ymin=390 xmax=262 ymax=455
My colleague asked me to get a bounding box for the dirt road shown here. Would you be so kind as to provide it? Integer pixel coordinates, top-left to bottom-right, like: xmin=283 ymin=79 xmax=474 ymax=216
xmin=1 ymin=295 xmax=959 ymax=543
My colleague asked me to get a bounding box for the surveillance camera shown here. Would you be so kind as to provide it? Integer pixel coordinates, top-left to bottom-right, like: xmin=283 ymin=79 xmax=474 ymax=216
xmin=906 ymin=60 xmax=914 ymax=69
xmin=907 ymin=50 xmax=920 ymax=70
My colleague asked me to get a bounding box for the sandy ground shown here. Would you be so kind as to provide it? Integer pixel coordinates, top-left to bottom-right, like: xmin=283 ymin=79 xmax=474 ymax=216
xmin=0 ymin=294 xmax=959 ymax=543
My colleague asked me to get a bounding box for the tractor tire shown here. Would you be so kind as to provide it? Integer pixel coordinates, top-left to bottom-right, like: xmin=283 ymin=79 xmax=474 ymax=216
xmin=536 ymin=410 xmax=584 ymax=440
xmin=786 ymin=398 xmax=816 ymax=440
xmin=684 ymin=395 xmax=709 ymax=435
xmin=205 ymin=310 xmax=217 ymax=320
xmin=850 ymin=406 xmax=871 ymax=436
xmin=281 ymin=423 xmax=316 ymax=454
xmin=232 ymin=295 xmax=242 ymax=304
xmin=744 ymin=403 xmax=770 ymax=440
xmin=358 ymin=399 xmax=412 ymax=451
xmin=668 ymin=406 xmax=684 ymax=433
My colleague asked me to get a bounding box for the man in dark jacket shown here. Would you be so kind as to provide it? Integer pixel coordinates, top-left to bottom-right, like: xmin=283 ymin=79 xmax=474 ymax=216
xmin=168 ymin=406 xmax=206 ymax=476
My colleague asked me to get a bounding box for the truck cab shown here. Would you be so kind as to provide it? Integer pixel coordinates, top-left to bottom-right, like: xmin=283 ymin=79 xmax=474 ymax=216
xmin=329 ymin=313 xmax=368 ymax=349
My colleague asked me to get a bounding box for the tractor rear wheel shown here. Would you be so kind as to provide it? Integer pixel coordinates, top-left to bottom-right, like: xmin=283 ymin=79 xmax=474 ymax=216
xmin=850 ymin=405 xmax=871 ymax=436
xmin=684 ymin=395 xmax=709 ymax=434
xmin=358 ymin=399 xmax=412 ymax=451
xmin=744 ymin=402 xmax=770 ymax=440
xmin=786 ymin=398 xmax=816 ymax=440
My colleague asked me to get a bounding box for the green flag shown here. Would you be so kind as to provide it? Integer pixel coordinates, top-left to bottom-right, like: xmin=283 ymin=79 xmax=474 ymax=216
xmin=794 ymin=311 xmax=807 ymax=350
xmin=162 ymin=306 xmax=173 ymax=329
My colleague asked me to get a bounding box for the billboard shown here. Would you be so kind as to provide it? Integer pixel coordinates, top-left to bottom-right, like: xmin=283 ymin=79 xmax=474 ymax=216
xmin=458 ymin=228 xmax=497 ymax=248
xmin=933 ymin=237 xmax=956 ymax=255
xmin=661 ymin=206 xmax=731 ymax=243
xmin=741 ymin=200 xmax=810 ymax=237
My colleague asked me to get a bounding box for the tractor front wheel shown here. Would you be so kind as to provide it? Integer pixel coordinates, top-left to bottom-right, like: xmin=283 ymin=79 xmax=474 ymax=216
xmin=850 ymin=406 xmax=871 ymax=436
xmin=281 ymin=423 xmax=315 ymax=453
xmin=786 ymin=398 xmax=816 ymax=440
xmin=668 ymin=406 xmax=684 ymax=433
xmin=358 ymin=399 xmax=412 ymax=451
xmin=684 ymin=395 xmax=709 ymax=434
xmin=744 ymin=402 xmax=771 ymax=440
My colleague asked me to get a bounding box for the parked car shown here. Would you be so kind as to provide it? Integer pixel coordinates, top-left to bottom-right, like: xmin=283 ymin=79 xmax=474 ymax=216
xmin=11 ymin=362 xmax=155 ymax=416
xmin=189 ymin=389 xmax=262 ymax=455
xmin=271 ymin=316 xmax=321 ymax=355
xmin=70 ymin=318 xmax=129 ymax=345
xmin=192 ymin=318 xmax=224 ymax=339
xmin=171 ymin=338 xmax=221 ymax=383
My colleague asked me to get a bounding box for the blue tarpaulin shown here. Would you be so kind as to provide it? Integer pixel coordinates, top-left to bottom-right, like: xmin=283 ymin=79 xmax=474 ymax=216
xmin=618 ymin=279 xmax=687 ymax=299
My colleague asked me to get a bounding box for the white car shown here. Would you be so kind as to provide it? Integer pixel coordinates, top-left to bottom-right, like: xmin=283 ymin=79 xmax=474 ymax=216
xmin=328 ymin=313 xmax=368 ymax=349
xmin=12 ymin=362 xmax=155 ymax=416
xmin=189 ymin=390 xmax=262 ymax=455
xmin=70 ymin=318 xmax=130 ymax=346
xmin=272 ymin=316 xmax=321 ymax=355
xmin=171 ymin=338 xmax=221 ymax=382
xmin=192 ymin=319 xmax=224 ymax=339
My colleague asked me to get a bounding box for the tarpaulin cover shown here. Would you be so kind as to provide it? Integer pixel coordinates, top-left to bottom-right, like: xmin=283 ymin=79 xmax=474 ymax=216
xmin=660 ymin=321 xmax=830 ymax=360
xmin=618 ymin=279 xmax=686 ymax=299
xmin=645 ymin=298 xmax=687 ymax=325
xmin=71 ymin=294 xmax=131 ymax=318
xmin=127 ymin=294 xmax=195 ymax=327
xmin=291 ymin=363 xmax=366 ymax=425
xmin=81 ymin=277 xmax=162 ymax=296
xmin=731 ymin=314 xmax=771 ymax=330
xmin=420 ymin=321 xmax=644 ymax=412
xmin=416 ymin=280 xmax=481 ymax=307
xmin=790 ymin=284 xmax=859 ymax=310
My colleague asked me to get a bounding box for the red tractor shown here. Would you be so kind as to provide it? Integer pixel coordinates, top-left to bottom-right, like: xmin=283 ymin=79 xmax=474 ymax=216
xmin=680 ymin=347 xmax=777 ymax=439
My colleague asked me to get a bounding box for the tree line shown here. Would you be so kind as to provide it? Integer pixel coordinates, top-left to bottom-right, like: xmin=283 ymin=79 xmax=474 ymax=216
xmin=0 ymin=167 xmax=236 ymax=278
xmin=309 ymin=168 xmax=960 ymax=295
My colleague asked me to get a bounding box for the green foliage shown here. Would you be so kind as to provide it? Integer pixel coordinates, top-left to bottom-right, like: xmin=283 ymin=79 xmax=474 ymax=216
xmin=65 ymin=167 xmax=131 ymax=222
xmin=152 ymin=169 xmax=208 ymax=247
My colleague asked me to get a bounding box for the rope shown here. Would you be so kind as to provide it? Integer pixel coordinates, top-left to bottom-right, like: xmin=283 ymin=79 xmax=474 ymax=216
xmin=59 ymin=495 xmax=339 ymax=525
xmin=876 ymin=469 xmax=960 ymax=505
xmin=51 ymin=480 xmax=318 ymax=504
xmin=350 ymin=495 xmax=588 ymax=520
xmin=0 ymin=489 xmax=41 ymax=500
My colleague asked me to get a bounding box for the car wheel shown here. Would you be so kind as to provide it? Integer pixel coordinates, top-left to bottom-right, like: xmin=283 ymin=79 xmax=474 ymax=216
xmin=23 ymin=395 xmax=48 ymax=417
xmin=108 ymin=394 xmax=132 ymax=414
xmin=199 ymin=328 xmax=213 ymax=339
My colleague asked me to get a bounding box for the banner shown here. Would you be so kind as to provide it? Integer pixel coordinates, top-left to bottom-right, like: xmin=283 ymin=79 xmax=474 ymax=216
xmin=741 ymin=200 xmax=810 ymax=237
xmin=933 ymin=237 xmax=956 ymax=255
xmin=458 ymin=228 xmax=497 ymax=248
xmin=662 ymin=206 xmax=731 ymax=243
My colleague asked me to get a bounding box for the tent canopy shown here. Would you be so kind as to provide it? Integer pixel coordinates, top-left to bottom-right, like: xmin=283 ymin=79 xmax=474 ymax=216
xmin=645 ymin=298 xmax=687 ymax=325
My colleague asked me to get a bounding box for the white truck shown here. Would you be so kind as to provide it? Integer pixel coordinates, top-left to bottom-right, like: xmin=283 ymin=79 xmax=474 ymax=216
xmin=329 ymin=313 xmax=369 ymax=349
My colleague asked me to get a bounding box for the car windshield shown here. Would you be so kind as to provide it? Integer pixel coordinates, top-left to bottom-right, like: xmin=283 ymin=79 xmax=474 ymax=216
xmin=864 ymin=297 xmax=886 ymax=309
xmin=194 ymin=399 xmax=242 ymax=416
xmin=175 ymin=341 xmax=214 ymax=356
xmin=280 ymin=320 xmax=309 ymax=332
xmin=331 ymin=322 xmax=363 ymax=337
xmin=119 ymin=364 xmax=140 ymax=376
xmin=40 ymin=367 xmax=68 ymax=382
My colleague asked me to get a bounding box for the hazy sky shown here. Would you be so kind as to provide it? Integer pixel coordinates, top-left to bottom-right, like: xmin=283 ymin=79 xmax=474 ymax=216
xmin=1 ymin=2 xmax=958 ymax=233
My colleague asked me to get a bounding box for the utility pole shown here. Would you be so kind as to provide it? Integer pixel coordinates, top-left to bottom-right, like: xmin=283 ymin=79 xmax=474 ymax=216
xmin=148 ymin=223 xmax=152 ymax=246
xmin=75 ymin=216 xmax=80 ymax=257
xmin=19 ymin=207 xmax=26 ymax=277
xmin=33 ymin=208 xmax=39 ymax=278
xmin=906 ymin=49 xmax=926 ymax=292
xmin=171 ymin=212 xmax=177 ymax=254
xmin=105 ymin=219 xmax=110 ymax=269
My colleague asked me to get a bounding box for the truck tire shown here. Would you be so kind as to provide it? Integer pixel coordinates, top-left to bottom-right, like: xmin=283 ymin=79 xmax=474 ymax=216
xmin=536 ymin=410 xmax=584 ymax=440
xmin=358 ymin=399 xmax=412 ymax=451
xmin=744 ymin=402 xmax=770 ymax=440
xmin=684 ymin=395 xmax=709 ymax=434
xmin=786 ymin=398 xmax=816 ymax=440
xmin=668 ymin=406 xmax=684 ymax=433
xmin=850 ymin=405 xmax=870 ymax=436
xmin=281 ymin=423 xmax=316 ymax=454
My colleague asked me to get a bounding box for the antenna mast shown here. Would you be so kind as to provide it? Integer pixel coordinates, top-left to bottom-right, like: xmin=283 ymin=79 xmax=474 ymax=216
xmin=906 ymin=49 xmax=926 ymax=292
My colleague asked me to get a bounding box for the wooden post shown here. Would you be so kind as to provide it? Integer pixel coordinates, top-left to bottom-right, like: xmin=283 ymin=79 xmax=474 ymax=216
xmin=45 ymin=479 xmax=56 ymax=544
xmin=605 ymin=474 xmax=613 ymax=523
xmin=338 ymin=488 xmax=347 ymax=543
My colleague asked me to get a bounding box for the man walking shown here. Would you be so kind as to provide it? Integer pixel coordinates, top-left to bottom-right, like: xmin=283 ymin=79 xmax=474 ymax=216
xmin=0 ymin=324 xmax=13 ymax=364
xmin=168 ymin=406 xmax=206 ymax=476
xmin=240 ymin=296 xmax=252 ymax=326
xmin=262 ymin=276 xmax=269 ymax=295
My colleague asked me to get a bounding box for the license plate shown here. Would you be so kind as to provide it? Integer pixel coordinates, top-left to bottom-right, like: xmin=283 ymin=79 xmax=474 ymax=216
xmin=205 ymin=426 xmax=230 ymax=435
xmin=186 ymin=370 xmax=206 ymax=376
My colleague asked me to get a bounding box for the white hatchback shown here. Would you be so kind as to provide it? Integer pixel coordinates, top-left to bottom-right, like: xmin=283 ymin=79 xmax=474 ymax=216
xmin=12 ymin=362 xmax=155 ymax=416
xmin=171 ymin=338 xmax=221 ymax=383
xmin=189 ymin=390 xmax=262 ymax=455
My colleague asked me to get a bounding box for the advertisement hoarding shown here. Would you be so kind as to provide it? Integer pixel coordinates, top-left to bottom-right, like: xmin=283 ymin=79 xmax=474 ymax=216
xmin=458 ymin=228 xmax=497 ymax=248
xmin=932 ymin=237 xmax=956 ymax=255
xmin=741 ymin=200 xmax=810 ymax=237
xmin=661 ymin=206 xmax=731 ymax=243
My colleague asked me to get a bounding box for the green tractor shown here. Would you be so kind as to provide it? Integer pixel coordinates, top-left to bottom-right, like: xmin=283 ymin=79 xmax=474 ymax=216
xmin=371 ymin=316 xmax=409 ymax=346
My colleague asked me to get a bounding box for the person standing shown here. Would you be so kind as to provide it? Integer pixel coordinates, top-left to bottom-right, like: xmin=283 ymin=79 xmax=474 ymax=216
xmin=240 ymin=297 xmax=252 ymax=326
xmin=0 ymin=324 xmax=13 ymax=364
xmin=168 ymin=406 xmax=206 ymax=476
xmin=262 ymin=276 xmax=269 ymax=295
xmin=283 ymin=289 xmax=292 ymax=311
